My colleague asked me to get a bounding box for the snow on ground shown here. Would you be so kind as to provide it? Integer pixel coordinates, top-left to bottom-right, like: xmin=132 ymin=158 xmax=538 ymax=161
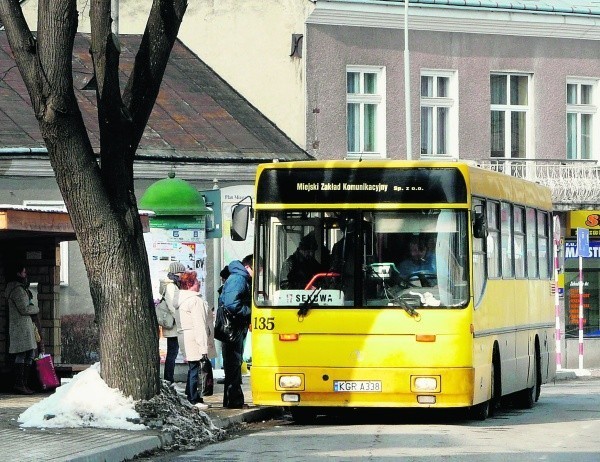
xmin=18 ymin=363 xmax=146 ymax=430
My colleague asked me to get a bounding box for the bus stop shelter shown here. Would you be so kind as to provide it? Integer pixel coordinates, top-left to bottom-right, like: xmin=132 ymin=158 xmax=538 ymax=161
xmin=0 ymin=205 xmax=149 ymax=389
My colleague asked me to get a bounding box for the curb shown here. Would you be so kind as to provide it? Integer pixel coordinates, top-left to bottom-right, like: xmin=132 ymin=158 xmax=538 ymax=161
xmin=63 ymin=407 xmax=281 ymax=462
xmin=65 ymin=433 xmax=172 ymax=462
xmin=210 ymin=406 xmax=284 ymax=429
xmin=555 ymin=368 xmax=594 ymax=381
xmin=555 ymin=370 xmax=577 ymax=381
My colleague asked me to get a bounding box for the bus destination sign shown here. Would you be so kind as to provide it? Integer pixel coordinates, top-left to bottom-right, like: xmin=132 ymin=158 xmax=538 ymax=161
xmin=257 ymin=167 xmax=468 ymax=204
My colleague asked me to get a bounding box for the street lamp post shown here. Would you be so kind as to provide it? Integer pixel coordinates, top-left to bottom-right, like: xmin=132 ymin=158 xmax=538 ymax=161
xmin=404 ymin=0 xmax=412 ymax=160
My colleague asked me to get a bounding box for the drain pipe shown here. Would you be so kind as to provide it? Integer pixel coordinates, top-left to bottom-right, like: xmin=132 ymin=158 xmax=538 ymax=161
xmin=0 ymin=147 xmax=48 ymax=154
xmin=112 ymin=0 xmax=119 ymax=36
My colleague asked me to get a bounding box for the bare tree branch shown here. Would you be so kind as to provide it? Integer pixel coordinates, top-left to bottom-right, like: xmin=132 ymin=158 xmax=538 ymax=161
xmin=37 ymin=0 xmax=79 ymax=128
xmin=90 ymin=0 xmax=130 ymax=185
xmin=123 ymin=0 xmax=187 ymax=157
xmin=0 ymin=0 xmax=44 ymax=117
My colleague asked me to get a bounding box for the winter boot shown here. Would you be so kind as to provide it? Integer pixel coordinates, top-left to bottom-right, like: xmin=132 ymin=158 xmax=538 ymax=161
xmin=13 ymin=363 xmax=34 ymax=395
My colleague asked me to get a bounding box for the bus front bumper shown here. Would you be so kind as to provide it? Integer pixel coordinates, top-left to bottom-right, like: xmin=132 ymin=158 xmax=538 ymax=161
xmin=251 ymin=366 xmax=477 ymax=408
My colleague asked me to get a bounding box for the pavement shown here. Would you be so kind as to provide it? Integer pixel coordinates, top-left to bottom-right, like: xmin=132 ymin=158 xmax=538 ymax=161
xmin=0 ymin=369 xmax=282 ymax=462
xmin=0 ymin=367 xmax=597 ymax=462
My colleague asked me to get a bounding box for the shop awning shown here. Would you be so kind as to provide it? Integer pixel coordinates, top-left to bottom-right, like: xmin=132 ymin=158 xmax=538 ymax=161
xmin=0 ymin=205 xmax=150 ymax=241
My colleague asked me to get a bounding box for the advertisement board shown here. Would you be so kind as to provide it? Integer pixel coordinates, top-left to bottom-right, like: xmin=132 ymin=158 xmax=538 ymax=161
xmin=144 ymin=227 xmax=207 ymax=364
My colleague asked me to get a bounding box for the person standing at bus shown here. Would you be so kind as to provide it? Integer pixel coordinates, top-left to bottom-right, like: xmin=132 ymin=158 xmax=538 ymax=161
xmin=159 ymin=261 xmax=185 ymax=384
xmin=218 ymin=254 xmax=253 ymax=408
xmin=215 ymin=265 xmax=230 ymax=384
xmin=178 ymin=271 xmax=216 ymax=408
xmin=279 ymin=231 xmax=323 ymax=290
xmin=4 ymin=261 xmax=39 ymax=395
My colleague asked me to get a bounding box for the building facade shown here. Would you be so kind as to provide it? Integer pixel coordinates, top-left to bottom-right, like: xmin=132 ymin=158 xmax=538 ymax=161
xmin=305 ymin=0 xmax=600 ymax=367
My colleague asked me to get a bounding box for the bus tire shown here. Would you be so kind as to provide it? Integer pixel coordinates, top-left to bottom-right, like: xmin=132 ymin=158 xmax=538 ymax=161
xmin=290 ymin=407 xmax=317 ymax=424
xmin=471 ymin=398 xmax=490 ymax=421
xmin=534 ymin=340 xmax=542 ymax=402
xmin=471 ymin=346 xmax=501 ymax=421
xmin=515 ymin=347 xmax=538 ymax=409
xmin=490 ymin=346 xmax=502 ymax=414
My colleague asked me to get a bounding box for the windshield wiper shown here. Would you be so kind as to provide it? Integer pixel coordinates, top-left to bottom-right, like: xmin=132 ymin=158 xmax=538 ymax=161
xmin=297 ymin=286 xmax=322 ymax=319
xmin=396 ymin=296 xmax=421 ymax=319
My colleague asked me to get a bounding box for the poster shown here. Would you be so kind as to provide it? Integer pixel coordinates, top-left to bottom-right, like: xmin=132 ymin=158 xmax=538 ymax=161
xmin=144 ymin=227 xmax=206 ymax=364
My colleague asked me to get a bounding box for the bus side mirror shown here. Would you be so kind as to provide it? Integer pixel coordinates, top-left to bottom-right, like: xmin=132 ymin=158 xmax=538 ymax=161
xmin=473 ymin=210 xmax=488 ymax=239
xmin=231 ymin=204 xmax=251 ymax=241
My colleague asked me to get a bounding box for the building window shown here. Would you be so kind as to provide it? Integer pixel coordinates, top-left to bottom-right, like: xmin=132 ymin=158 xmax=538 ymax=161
xmin=490 ymin=73 xmax=530 ymax=159
xmin=23 ymin=200 xmax=69 ymax=286
xmin=420 ymin=70 xmax=457 ymax=158
xmin=346 ymin=66 xmax=386 ymax=159
xmin=567 ymin=79 xmax=597 ymax=160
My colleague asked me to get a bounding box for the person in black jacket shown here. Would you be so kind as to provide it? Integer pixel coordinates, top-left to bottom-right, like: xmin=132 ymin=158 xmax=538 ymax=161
xmin=218 ymin=254 xmax=253 ymax=408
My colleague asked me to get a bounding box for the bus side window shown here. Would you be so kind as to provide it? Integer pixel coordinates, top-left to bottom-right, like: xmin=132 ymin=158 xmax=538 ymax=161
xmin=473 ymin=198 xmax=487 ymax=307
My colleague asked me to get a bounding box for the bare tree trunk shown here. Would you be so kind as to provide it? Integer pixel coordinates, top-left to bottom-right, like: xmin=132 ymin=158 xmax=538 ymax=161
xmin=0 ymin=0 xmax=187 ymax=400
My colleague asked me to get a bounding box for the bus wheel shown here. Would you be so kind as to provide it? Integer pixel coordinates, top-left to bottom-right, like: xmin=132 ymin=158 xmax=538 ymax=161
xmin=471 ymin=361 xmax=495 ymax=421
xmin=472 ymin=350 xmax=501 ymax=421
xmin=290 ymin=407 xmax=317 ymax=424
xmin=515 ymin=351 xmax=538 ymax=409
xmin=471 ymin=398 xmax=490 ymax=421
xmin=534 ymin=342 xmax=542 ymax=402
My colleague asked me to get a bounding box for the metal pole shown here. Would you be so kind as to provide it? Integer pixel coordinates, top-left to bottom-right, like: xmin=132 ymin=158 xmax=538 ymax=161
xmin=578 ymin=254 xmax=584 ymax=370
xmin=554 ymin=233 xmax=561 ymax=370
xmin=111 ymin=0 xmax=119 ymax=36
xmin=212 ymin=179 xmax=223 ymax=370
xmin=404 ymin=0 xmax=412 ymax=160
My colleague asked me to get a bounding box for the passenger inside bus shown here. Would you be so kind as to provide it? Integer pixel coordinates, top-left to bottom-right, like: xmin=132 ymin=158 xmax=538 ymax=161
xmin=279 ymin=231 xmax=324 ymax=290
xmin=329 ymin=219 xmax=359 ymax=298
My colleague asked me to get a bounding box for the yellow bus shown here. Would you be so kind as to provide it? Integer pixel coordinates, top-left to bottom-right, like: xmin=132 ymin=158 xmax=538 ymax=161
xmin=233 ymin=160 xmax=556 ymax=421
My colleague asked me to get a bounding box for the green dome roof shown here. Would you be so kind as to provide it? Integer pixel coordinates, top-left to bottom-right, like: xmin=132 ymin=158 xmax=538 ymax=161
xmin=140 ymin=173 xmax=210 ymax=216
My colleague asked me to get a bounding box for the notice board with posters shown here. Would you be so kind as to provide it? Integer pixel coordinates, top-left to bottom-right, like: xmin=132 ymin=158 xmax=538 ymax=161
xmin=144 ymin=226 xmax=207 ymax=364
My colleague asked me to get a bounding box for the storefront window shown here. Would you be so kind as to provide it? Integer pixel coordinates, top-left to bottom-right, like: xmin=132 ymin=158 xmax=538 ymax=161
xmin=564 ymin=241 xmax=600 ymax=338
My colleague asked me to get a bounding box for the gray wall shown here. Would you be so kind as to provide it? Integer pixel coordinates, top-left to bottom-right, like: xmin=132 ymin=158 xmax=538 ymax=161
xmin=305 ymin=25 xmax=600 ymax=160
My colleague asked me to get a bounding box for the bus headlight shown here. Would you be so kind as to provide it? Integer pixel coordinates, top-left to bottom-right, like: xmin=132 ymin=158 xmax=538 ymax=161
xmin=413 ymin=376 xmax=439 ymax=392
xmin=279 ymin=375 xmax=303 ymax=389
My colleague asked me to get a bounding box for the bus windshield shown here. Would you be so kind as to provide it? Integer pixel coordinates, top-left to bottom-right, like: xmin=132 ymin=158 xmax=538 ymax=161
xmin=255 ymin=209 xmax=469 ymax=309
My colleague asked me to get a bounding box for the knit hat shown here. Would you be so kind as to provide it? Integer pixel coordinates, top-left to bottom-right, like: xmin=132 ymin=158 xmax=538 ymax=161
xmin=167 ymin=261 xmax=186 ymax=274
xmin=298 ymin=232 xmax=318 ymax=251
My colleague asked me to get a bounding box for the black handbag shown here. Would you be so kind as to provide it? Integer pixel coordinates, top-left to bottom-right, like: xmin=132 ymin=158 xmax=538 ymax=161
xmin=214 ymin=304 xmax=243 ymax=344
xmin=199 ymin=356 xmax=214 ymax=397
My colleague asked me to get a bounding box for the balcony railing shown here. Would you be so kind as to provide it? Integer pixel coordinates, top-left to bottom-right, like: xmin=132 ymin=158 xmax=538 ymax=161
xmin=477 ymin=159 xmax=600 ymax=209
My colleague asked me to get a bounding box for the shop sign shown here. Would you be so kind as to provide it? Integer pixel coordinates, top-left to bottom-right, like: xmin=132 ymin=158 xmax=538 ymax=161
xmin=565 ymin=240 xmax=600 ymax=259
xmin=568 ymin=210 xmax=600 ymax=237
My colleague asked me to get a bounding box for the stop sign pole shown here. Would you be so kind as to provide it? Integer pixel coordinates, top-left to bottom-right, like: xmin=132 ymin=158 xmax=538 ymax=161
xmin=576 ymin=228 xmax=591 ymax=371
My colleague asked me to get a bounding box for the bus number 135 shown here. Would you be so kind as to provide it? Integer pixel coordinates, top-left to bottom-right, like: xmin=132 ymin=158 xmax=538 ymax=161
xmin=253 ymin=317 xmax=275 ymax=330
